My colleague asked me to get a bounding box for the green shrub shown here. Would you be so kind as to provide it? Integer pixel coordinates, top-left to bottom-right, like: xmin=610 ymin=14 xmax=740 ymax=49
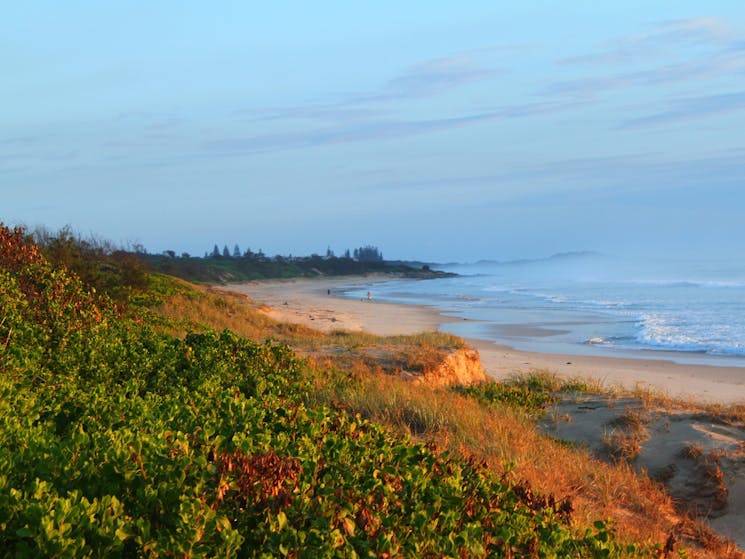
xmin=456 ymin=381 xmax=557 ymax=415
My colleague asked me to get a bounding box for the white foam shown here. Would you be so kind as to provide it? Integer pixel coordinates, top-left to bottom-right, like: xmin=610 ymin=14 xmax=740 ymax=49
xmin=636 ymin=313 xmax=745 ymax=356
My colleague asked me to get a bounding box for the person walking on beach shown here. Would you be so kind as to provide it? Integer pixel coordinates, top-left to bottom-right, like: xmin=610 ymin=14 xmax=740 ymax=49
xmin=367 ymin=291 xmax=372 ymax=301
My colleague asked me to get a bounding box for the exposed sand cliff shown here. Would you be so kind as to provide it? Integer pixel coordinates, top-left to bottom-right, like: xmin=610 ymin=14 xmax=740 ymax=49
xmin=405 ymin=348 xmax=487 ymax=388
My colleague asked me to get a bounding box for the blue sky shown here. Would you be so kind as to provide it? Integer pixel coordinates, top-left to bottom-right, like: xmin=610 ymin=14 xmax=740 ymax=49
xmin=3 ymin=2 xmax=745 ymax=261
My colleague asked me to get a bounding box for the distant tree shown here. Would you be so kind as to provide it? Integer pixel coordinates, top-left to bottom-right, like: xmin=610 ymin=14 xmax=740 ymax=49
xmin=222 ymin=245 xmax=230 ymax=258
xmin=31 ymin=226 xmax=149 ymax=302
xmin=343 ymin=249 xmax=351 ymax=259
xmin=35 ymin=225 xmax=80 ymax=271
xmin=353 ymin=245 xmax=383 ymax=262
xmin=181 ymin=252 xmax=190 ymax=258
xmin=211 ymin=244 xmax=220 ymax=258
xmin=326 ymin=246 xmax=335 ymax=258
xmin=233 ymin=244 xmax=241 ymax=258
xmin=163 ymin=250 xmax=176 ymax=258
xmin=111 ymin=251 xmax=149 ymax=294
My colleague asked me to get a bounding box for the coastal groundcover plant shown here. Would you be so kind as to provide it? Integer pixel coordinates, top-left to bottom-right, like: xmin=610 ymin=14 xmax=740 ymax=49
xmin=454 ymin=370 xmax=601 ymax=417
xmin=455 ymin=381 xmax=558 ymax=417
xmin=0 ymin=225 xmax=654 ymax=557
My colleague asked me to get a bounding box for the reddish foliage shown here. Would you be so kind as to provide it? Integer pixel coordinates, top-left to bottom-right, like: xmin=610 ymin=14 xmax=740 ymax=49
xmin=0 ymin=224 xmax=112 ymax=328
xmin=216 ymin=450 xmax=302 ymax=511
xmin=355 ymin=504 xmax=382 ymax=537
xmin=512 ymin=481 xmax=573 ymax=524
xmin=0 ymin=226 xmax=44 ymax=270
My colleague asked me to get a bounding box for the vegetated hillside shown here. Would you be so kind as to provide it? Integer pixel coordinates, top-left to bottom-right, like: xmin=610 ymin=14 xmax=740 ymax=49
xmin=0 ymin=226 xmax=658 ymax=557
xmin=30 ymin=226 xmax=452 ymax=285
xmin=141 ymin=253 xmax=451 ymax=284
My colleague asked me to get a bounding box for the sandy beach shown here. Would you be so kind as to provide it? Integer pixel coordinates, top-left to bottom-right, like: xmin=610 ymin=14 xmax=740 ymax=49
xmin=224 ymin=276 xmax=448 ymax=336
xmin=223 ymin=276 xmax=745 ymax=405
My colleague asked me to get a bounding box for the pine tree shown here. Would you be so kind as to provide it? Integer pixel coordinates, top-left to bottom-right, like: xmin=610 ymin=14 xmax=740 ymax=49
xmin=354 ymin=245 xmax=383 ymax=262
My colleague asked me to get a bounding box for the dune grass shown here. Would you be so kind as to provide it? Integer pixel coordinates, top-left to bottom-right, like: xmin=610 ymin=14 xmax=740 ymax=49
xmin=306 ymin=364 xmax=704 ymax=553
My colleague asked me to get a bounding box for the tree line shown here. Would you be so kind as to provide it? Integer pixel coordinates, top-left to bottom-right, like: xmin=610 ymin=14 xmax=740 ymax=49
xmin=197 ymin=243 xmax=384 ymax=263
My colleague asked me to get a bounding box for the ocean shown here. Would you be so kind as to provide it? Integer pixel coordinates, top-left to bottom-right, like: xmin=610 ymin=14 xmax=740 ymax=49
xmin=342 ymin=253 xmax=745 ymax=368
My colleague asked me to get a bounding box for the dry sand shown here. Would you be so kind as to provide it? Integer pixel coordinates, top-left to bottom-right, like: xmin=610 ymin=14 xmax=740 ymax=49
xmin=542 ymin=396 xmax=745 ymax=548
xmin=224 ymin=276 xmax=449 ymax=337
xmin=223 ymin=275 xmax=745 ymax=550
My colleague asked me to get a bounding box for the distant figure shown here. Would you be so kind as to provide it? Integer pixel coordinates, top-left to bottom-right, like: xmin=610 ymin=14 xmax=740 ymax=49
xmin=367 ymin=291 xmax=372 ymax=301
xmin=327 ymin=289 xmax=330 ymax=295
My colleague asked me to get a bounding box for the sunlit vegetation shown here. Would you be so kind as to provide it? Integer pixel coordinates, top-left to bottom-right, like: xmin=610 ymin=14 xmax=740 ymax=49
xmin=31 ymin=225 xmax=150 ymax=305
xmin=2 ymin=225 xmax=740 ymax=557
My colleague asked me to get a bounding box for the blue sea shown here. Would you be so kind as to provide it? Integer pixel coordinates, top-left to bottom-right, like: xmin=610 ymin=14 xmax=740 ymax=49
xmin=342 ymin=253 xmax=745 ymax=368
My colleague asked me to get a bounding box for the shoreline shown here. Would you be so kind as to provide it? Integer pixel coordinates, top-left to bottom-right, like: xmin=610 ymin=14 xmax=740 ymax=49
xmin=223 ymin=276 xmax=745 ymax=405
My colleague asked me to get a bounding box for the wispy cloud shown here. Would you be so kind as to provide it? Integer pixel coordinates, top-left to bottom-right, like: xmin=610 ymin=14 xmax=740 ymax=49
xmin=0 ymin=149 xmax=77 ymax=163
xmin=624 ymin=90 xmax=745 ymax=127
xmin=527 ymin=149 xmax=745 ymax=190
xmin=540 ymin=18 xmax=745 ymax=96
xmin=558 ymin=18 xmax=735 ymax=66
xmin=205 ymin=113 xmax=495 ymax=154
xmin=204 ymin=51 xmax=555 ymax=155
xmin=359 ymin=149 xmax=745 ymax=205
xmin=239 ymin=52 xmax=500 ymax=125
xmin=205 ymin=100 xmax=585 ymax=156
xmin=240 ymin=106 xmax=386 ymax=124
xmin=638 ymin=17 xmax=735 ymax=46
xmin=0 ymin=136 xmax=38 ymax=146
xmin=543 ymin=49 xmax=745 ymax=97
xmin=548 ymin=17 xmax=745 ymax=97
xmin=353 ymin=55 xmax=498 ymax=104
xmin=542 ymin=17 xmax=745 ymax=129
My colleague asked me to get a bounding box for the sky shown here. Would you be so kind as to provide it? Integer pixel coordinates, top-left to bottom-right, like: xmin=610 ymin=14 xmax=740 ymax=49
xmin=3 ymin=2 xmax=745 ymax=262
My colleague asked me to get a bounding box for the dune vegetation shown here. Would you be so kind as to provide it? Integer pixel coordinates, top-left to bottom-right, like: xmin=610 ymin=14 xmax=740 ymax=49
xmin=1 ymin=224 xmax=742 ymax=558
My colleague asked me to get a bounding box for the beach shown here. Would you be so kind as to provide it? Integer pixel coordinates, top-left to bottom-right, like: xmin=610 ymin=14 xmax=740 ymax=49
xmin=223 ymin=276 xmax=745 ymax=405
xmin=224 ymin=275 xmax=745 ymax=548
